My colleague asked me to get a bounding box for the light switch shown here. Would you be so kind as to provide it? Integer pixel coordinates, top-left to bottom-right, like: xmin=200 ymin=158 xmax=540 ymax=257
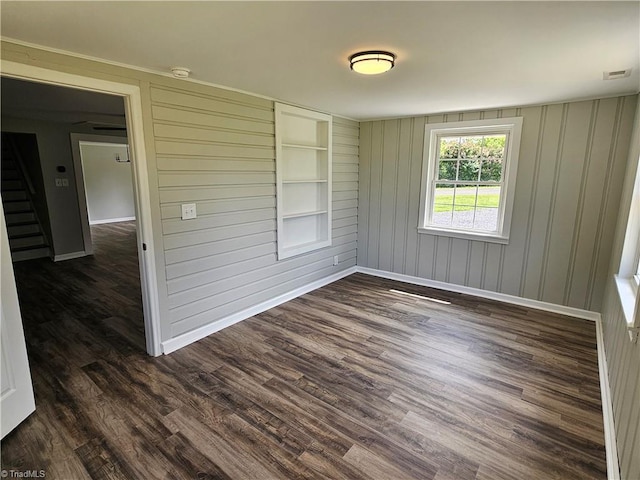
xmin=61 ymin=178 xmax=69 ymax=187
xmin=55 ymin=178 xmax=63 ymax=187
xmin=181 ymin=203 xmax=197 ymax=220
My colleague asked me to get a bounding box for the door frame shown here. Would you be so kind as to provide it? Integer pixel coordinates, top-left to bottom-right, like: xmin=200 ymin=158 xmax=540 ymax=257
xmin=70 ymin=134 xmax=133 ymax=255
xmin=1 ymin=60 xmax=162 ymax=356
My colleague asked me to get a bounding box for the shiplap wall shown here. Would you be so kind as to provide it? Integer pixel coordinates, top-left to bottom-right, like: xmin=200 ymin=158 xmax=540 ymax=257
xmin=358 ymin=96 xmax=636 ymax=311
xmin=602 ymin=295 xmax=640 ymax=479
xmin=1 ymin=41 xmax=358 ymax=347
xmin=150 ymin=84 xmax=358 ymax=338
xmin=600 ymin=95 xmax=640 ymax=480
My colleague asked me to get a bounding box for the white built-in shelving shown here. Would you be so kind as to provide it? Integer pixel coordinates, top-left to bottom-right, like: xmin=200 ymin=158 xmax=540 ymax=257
xmin=275 ymin=103 xmax=332 ymax=260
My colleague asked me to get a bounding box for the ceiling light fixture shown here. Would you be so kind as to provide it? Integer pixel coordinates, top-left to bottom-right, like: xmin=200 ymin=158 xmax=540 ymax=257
xmin=349 ymin=51 xmax=396 ymax=75
xmin=171 ymin=67 xmax=191 ymax=79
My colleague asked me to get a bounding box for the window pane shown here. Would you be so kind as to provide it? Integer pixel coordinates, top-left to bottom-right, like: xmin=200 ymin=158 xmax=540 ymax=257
xmin=438 ymin=160 xmax=457 ymax=180
xmin=477 ymin=185 xmax=500 ymax=209
xmin=481 ymin=135 xmax=506 ymax=159
xmin=452 ymin=185 xmax=477 ymax=208
xmin=460 ymin=136 xmax=483 ymax=158
xmin=452 ymin=209 xmax=476 ymax=228
xmin=432 ymin=183 xmax=454 ymax=226
xmin=479 ymin=159 xmax=503 ymax=181
xmin=458 ymin=159 xmax=480 ymax=181
xmin=473 ymin=207 xmax=499 ymax=231
xmin=440 ymin=137 xmax=460 ymax=159
xmin=451 ymin=184 xmax=477 ymax=229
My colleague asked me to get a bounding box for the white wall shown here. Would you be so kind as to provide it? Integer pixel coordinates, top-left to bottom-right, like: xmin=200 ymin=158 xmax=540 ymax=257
xmin=80 ymin=142 xmax=135 ymax=224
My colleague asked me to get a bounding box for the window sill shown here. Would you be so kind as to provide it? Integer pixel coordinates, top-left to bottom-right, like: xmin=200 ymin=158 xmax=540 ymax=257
xmin=614 ymin=275 xmax=639 ymax=343
xmin=418 ymin=226 xmax=509 ymax=244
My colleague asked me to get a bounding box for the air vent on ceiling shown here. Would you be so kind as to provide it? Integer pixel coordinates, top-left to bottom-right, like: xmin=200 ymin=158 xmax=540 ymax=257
xmin=603 ymin=69 xmax=632 ymax=80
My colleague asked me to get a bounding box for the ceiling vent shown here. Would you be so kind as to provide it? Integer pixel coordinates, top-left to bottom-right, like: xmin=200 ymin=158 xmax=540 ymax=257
xmin=603 ymin=69 xmax=631 ymax=80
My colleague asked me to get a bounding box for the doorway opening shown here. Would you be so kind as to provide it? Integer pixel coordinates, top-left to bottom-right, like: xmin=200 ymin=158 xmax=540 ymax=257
xmin=1 ymin=61 xmax=161 ymax=356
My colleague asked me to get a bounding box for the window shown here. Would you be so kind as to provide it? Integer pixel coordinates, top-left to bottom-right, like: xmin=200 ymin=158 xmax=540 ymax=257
xmin=419 ymin=118 xmax=523 ymax=243
xmin=615 ymin=147 xmax=640 ymax=342
xmin=634 ymin=253 xmax=640 ymax=293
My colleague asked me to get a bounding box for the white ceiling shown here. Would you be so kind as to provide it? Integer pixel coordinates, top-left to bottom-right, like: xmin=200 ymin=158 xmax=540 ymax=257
xmin=1 ymin=1 xmax=639 ymax=120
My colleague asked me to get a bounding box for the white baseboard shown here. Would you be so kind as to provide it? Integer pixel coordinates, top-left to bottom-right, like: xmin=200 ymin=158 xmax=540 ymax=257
xmin=595 ymin=316 xmax=620 ymax=480
xmin=163 ymin=265 xmax=602 ymax=354
xmin=54 ymin=251 xmax=88 ymax=262
xmin=89 ymin=216 xmax=136 ymax=225
xmin=161 ymin=266 xmax=357 ymax=354
xmin=355 ymin=267 xmax=600 ymax=322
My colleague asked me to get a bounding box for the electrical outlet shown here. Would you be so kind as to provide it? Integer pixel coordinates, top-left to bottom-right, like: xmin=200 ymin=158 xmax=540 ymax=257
xmin=55 ymin=178 xmax=63 ymax=187
xmin=61 ymin=178 xmax=69 ymax=187
xmin=333 ymin=255 xmax=339 ymax=266
xmin=181 ymin=203 xmax=197 ymax=220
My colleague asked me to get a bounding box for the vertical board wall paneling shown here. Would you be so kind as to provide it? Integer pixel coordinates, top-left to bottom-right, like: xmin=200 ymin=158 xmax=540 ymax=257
xmin=357 ymin=95 xmax=636 ymax=311
xmin=540 ymin=101 xmax=592 ymax=305
xmin=589 ymin=98 xmax=638 ymax=312
xmin=378 ymin=119 xmax=398 ymax=272
xmin=405 ymin=117 xmax=426 ymax=277
xmin=151 ymin=84 xmax=359 ymax=337
xmin=367 ymin=121 xmax=384 ymax=269
xmin=357 ymin=122 xmax=372 ymax=267
xmin=602 ymin=285 xmax=640 ymax=480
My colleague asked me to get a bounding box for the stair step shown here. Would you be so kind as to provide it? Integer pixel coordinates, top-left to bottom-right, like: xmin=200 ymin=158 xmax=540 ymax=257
xmin=1 ymin=180 xmax=24 ymax=190
xmin=8 ymin=224 xmax=41 ymax=237
xmin=9 ymin=235 xmax=45 ymax=250
xmin=11 ymin=246 xmax=51 ymax=262
xmin=2 ymin=201 xmax=32 ymax=213
xmin=1 ymin=170 xmax=20 ymax=180
xmin=5 ymin=212 xmax=36 ymax=225
xmin=1 ymin=190 xmax=27 ymax=201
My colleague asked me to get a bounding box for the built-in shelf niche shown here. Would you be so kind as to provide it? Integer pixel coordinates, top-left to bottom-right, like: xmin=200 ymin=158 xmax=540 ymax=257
xmin=275 ymin=103 xmax=332 ymax=260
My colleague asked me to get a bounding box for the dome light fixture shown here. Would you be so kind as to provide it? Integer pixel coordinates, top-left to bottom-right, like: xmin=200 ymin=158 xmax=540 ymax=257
xmin=349 ymin=50 xmax=396 ymax=75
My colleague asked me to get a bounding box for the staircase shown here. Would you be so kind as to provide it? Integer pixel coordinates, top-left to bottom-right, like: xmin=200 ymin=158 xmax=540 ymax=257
xmin=1 ymin=140 xmax=51 ymax=262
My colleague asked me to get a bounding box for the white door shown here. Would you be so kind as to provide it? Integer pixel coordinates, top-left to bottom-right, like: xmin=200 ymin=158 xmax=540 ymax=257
xmin=1 ymin=203 xmax=35 ymax=438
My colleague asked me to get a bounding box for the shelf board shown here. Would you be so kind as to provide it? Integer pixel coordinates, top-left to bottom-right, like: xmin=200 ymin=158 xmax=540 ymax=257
xmin=282 ymin=179 xmax=328 ymax=184
xmin=282 ymin=210 xmax=328 ymax=220
xmin=282 ymin=143 xmax=328 ymax=151
xmin=281 ymin=238 xmax=330 ymax=253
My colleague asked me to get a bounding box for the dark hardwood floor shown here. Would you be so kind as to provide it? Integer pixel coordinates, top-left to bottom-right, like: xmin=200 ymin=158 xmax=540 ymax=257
xmin=1 ymin=222 xmax=606 ymax=479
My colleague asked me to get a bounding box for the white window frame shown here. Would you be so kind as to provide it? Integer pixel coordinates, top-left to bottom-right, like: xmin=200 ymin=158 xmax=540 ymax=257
xmin=614 ymin=145 xmax=640 ymax=343
xmin=418 ymin=117 xmax=523 ymax=244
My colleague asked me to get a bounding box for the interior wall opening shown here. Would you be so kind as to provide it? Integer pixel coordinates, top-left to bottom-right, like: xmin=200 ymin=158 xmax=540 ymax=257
xmin=0 ymin=77 xmax=148 ymax=354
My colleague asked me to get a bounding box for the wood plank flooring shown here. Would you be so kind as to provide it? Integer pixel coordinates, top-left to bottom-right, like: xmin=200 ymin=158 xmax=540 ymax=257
xmin=1 ymin=222 xmax=606 ymax=479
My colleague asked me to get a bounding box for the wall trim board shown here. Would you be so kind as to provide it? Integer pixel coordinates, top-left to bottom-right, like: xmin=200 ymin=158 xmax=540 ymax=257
xmin=54 ymin=251 xmax=87 ymax=262
xmin=595 ymin=314 xmax=621 ymax=480
xmin=161 ymin=266 xmax=358 ymax=354
xmin=356 ymin=267 xmax=601 ymax=321
xmin=89 ymin=216 xmax=136 ymax=225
